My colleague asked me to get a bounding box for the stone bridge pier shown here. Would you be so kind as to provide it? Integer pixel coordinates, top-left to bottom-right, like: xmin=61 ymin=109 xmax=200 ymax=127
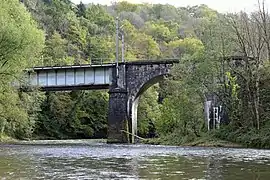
xmin=107 ymin=60 xmax=177 ymax=143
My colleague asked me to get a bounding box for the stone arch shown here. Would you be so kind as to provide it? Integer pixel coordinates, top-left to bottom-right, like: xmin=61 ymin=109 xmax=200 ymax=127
xmin=134 ymin=74 xmax=165 ymax=99
xmin=126 ymin=63 xmax=172 ymax=99
xmin=107 ymin=60 xmax=178 ymax=143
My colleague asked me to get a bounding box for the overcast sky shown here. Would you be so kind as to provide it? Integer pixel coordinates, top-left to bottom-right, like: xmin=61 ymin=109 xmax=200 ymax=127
xmin=70 ymin=0 xmax=269 ymax=13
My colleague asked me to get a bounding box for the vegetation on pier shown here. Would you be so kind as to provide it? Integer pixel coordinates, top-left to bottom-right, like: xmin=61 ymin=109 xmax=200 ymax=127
xmin=1 ymin=0 xmax=270 ymax=148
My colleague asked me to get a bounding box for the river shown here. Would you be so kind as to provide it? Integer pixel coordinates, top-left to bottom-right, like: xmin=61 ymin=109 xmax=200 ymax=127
xmin=0 ymin=140 xmax=270 ymax=179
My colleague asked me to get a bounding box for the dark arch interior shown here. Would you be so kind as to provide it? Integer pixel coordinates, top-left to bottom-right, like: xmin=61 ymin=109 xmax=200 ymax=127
xmin=134 ymin=74 xmax=166 ymax=100
xmin=131 ymin=74 xmax=168 ymax=141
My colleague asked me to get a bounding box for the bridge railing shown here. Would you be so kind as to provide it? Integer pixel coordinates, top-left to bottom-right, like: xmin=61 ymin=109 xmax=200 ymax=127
xmin=89 ymin=58 xmax=115 ymax=65
xmin=85 ymin=58 xmax=180 ymax=66
xmin=30 ymin=58 xmax=180 ymax=69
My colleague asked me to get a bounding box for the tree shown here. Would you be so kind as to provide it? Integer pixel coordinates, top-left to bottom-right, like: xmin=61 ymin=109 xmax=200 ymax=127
xmin=65 ymin=12 xmax=87 ymax=63
xmin=224 ymin=11 xmax=266 ymax=130
xmin=85 ymin=4 xmax=115 ymax=35
xmin=43 ymin=31 xmax=69 ymax=66
xmin=143 ymin=21 xmax=172 ymax=43
xmin=115 ymin=1 xmax=138 ymax=13
xmin=137 ymin=86 xmax=161 ymax=137
xmin=155 ymin=37 xmax=206 ymax=141
xmin=0 ymin=0 xmax=44 ymax=78
xmin=0 ymin=0 xmax=44 ymax=139
xmin=36 ymin=91 xmax=108 ymax=139
xmin=76 ymin=1 xmax=86 ymax=17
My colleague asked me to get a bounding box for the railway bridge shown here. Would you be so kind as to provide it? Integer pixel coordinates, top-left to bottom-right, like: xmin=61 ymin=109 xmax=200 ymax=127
xmin=23 ymin=59 xmax=179 ymax=143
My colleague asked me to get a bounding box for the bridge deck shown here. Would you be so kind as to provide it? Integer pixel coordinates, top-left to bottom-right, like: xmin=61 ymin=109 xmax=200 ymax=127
xmin=24 ymin=59 xmax=179 ymax=91
xmin=26 ymin=64 xmax=113 ymax=91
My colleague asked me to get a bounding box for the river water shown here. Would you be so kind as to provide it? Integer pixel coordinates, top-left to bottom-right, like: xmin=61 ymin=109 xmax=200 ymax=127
xmin=0 ymin=140 xmax=270 ymax=180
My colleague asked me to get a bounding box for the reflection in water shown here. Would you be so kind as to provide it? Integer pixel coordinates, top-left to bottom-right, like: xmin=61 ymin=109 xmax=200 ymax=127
xmin=205 ymin=157 xmax=223 ymax=180
xmin=0 ymin=141 xmax=270 ymax=179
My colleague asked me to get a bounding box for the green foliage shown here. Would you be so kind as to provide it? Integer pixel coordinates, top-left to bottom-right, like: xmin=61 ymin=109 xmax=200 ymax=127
xmin=36 ymin=91 xmax=108 ymax=139
xmin=115 ymin=1 xmax=138 ymax=13
xmin=143 ymin=21 xmax=172 ymax=42
xmin=0 ymin=0 xmax=44 ymax=139
xmin=214 ymin=124 xmax=270 ymax=149
xmin=86 ymin=36 xmax=115 ymax=60
xmin=85 ymin=4 xmax=115 ymax=35
xmin=0 ymin=0 xmax=266 ymax=148
xmin=137 ymin=86 xmax=160 ymax=137
xmin=76 ymin=2 xmax=86 ymax=17
xmin=0 ymin=0 xmax=44 ymax=78
xmin=43 ymin=31 xmax=69 ymax=65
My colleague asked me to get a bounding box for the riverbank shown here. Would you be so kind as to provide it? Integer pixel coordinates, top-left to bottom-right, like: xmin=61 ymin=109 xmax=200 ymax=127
xmin=0 ymin=136 xmax=241 ymax=148
xmin=142 ymin=135 xmax=243 ymax=148
xmin=0 ymin=135 xmax=18 ymax=143
xmin=0 ymin=138 xmax=107 ymax=145
xmin=0 ymin=133 xmax=253 ymax=149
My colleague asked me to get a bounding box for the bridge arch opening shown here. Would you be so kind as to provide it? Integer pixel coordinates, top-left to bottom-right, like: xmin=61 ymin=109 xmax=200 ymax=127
xmin=129 ymin=74 xmax=168 ymax=143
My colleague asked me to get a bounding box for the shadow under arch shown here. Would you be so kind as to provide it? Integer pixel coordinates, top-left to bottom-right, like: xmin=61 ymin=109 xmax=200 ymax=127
xmin=135 ymin=74 xmax=166 ymax=100
xmin=129 ymin=74 xmax=169 ymax=143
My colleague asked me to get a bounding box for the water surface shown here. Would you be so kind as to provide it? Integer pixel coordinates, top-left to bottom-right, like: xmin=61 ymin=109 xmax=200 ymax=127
xmin=0 ymin=140 xmax=270 ymax=179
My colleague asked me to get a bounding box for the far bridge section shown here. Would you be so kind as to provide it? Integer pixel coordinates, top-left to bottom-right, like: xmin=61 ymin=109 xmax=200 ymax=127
xmin=23 ymin=59 xmax=179 ymax=143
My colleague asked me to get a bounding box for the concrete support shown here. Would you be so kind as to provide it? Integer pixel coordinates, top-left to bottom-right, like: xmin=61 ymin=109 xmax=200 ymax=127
xmin=131 ymin=97 xmax=139 ymax=143
xmin=107 ymin=88 xmax=129 ymax=143
xmin=107 ymin=92 xmax=140 ymax=144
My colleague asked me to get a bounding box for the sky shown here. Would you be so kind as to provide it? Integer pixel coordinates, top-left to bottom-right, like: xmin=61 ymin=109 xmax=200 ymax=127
xmin=70 ymin=0 xmax=269 ymax=13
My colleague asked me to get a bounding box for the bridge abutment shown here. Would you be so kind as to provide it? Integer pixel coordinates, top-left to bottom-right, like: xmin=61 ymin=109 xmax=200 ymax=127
xmin=107 ymin=88 xmax=129 ymax=143
xmin=107 ymin=91 xmax=139 ymax=144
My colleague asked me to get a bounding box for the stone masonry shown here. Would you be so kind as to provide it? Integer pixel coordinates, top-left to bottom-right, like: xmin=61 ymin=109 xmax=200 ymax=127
xmin=107 ymin=60 xmax=178 ymax=143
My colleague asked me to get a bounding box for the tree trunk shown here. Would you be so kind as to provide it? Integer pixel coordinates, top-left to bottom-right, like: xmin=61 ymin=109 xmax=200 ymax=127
xmin=0 ymin=119 xmax=7 ymax=136
xmin=254 ymin=72 xmax=260 ymax=130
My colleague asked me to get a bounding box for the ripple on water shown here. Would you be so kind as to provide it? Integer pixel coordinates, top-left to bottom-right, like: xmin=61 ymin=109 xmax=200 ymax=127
xmin=0 ymin=142 xmax=270 ymax=179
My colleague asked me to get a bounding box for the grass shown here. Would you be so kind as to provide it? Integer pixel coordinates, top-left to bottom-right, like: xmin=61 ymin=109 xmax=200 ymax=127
xmin=142 ymin=133 xmax=243 ymax=148
xmin=0 ymin=134 xmax=17 ymax=143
